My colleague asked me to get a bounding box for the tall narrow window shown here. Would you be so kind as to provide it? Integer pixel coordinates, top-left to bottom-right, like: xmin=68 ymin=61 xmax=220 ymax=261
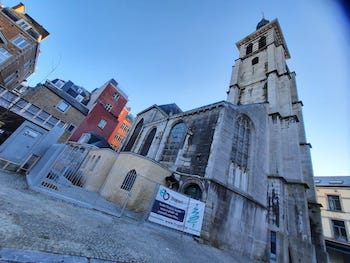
xmin=229 ymin=116 xmax=252 ymax=191
xmin=328 ymin=195 xmax=342 ymax=211
xmin=140 ymin=128 xmax=156 ymax=156
xmin=332 ymin=220 xmax=348 ymax=241
xmin=113 ymin=93 xmax=119 ymax=100
xmin=258 ymin=36 xmax=266 ymax=49
xmin=270 ymin=231 xmax=277 ymax=261
xmin=161 ymin=122 xmax=186 ymax=166
xmin=246 ymin=43 xmax=253 ymax=55
xmin=231 ymin=116 xmax=251 ymax=168
xmin=124 ymin=119 xmax=144 ymax=151
xmin=121 ymin=169 xmax=137 ymax=191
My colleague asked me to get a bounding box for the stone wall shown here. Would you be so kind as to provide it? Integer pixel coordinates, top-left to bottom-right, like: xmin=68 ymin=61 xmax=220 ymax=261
xmin=202 ymin=180 xmax=268 ymax=261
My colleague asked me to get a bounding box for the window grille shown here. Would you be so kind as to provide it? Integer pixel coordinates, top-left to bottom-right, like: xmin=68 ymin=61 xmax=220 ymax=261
xmin=121 ymin=170 xmax=137 ymax=191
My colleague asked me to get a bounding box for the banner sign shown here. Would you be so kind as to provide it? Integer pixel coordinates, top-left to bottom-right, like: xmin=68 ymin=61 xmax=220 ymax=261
xmin=148 ymin=185 xmax=205 ymax=236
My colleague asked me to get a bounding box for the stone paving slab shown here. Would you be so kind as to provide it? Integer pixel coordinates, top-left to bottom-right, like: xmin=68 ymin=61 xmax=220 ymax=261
xmin=0 ymin=170 xmax=262 ymax=263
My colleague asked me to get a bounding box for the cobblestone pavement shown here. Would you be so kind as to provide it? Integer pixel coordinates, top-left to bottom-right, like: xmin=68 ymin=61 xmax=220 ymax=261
xmin=0 ymin=171 xmax=262 ymax=263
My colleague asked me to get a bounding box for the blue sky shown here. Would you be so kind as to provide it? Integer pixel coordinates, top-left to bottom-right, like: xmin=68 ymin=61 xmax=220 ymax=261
xmin=3 ymin=0 xmax=349 ymax=177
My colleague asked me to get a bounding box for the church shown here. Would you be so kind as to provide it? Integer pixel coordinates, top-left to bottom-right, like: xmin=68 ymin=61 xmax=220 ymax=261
xmin=115 ymin=18 xmax=327 ymax=262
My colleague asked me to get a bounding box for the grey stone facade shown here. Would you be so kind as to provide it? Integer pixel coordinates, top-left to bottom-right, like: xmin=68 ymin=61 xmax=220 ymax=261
xmin=121 ymin=19 xmax=327 ymax=262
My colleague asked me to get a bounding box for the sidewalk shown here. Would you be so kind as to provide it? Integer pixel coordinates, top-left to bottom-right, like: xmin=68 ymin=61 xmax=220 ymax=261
xmin=0 ymin=170 xmax=262 ymax=263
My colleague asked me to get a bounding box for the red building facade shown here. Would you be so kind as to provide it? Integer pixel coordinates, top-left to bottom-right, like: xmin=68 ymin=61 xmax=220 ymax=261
xmin=69 ymin=79 xmax=128 ymax=142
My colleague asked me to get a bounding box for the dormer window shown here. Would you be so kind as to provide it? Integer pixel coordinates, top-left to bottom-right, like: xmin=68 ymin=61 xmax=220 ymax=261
xmin=246 ymin=43 xmax=253 ymax=55
xmin=16 ymin=19 xmax=31 ymax=30
xmin=258 ymin=36 xmax=266 ymax=49
xmin=252 ymin=57 xmax=259 ymax=65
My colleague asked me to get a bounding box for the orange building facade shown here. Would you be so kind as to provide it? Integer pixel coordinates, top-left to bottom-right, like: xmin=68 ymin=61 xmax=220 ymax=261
xmin=108 ymin=107 xmax=133 ymax=151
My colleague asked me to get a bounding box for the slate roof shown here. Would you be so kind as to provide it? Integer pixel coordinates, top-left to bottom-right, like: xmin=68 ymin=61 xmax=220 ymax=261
xmin=43 ymin=81 xmax=89 ymax=115
xmin=158 ymin=103 xmax=182 ymax=116
xmin=314 ymin=176 xmax=350 ymax=187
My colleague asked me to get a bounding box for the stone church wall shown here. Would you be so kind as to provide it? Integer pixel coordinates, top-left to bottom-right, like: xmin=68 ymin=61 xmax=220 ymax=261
xmin=206 ymin=102 xmax=269 ymax=203
xmin=202 ymin=180 xmax=268 ymax=261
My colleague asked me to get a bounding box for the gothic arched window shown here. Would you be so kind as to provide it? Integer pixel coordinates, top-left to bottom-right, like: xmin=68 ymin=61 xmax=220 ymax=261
xmin=139 ymin=127 xmax=156 ymax=156
xmin=184 ymin=184 xmax=202 ymax=201
xmin=161 ymin=122 xmax=186 ymax=166
xmin=124 ymin=119 xmax=143 ymax=151
xmin=246 ymin=43 xmax=253 ymax=55
xmin=231 ymin=116 xmax=251 ymax=169
xmin=258 ymin=36 xmax=266 ymax=49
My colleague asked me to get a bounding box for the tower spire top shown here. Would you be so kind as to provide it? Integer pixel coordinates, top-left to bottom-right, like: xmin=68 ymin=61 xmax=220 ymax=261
xmin=256 ymin=16 xmax=270 ymax=30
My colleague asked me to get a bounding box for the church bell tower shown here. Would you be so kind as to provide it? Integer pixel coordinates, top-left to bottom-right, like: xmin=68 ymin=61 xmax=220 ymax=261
xmin=227 ymin=18 xmax=292 ymax=117
xmin=227 ymin=18 xmax=328 ymax=262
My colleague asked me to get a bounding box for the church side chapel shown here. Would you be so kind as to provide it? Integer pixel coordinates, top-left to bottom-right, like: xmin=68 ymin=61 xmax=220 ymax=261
xmin=107 ymin=18 xmax=327 ymax=262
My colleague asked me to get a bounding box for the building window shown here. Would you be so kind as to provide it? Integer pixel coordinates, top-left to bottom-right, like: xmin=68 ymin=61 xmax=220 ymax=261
xmin=252 ymin=57 xmax=259 ymax=65
xmin=161 ymin=122 xmax=186 ymax=166
xmin=332 ymin=220 xmax=348 ymax=241
xmin=11 ymin=35 xmax=29 ymax=49
xmin=0 ymin=47 xmax=12 ymax=64
xmin=124 ymin=119 xmax=144 ymax=151
xmin=258 ymin=36 xmax=266 ymax=49
xmin=246 ymin=43 xmax=253 ymax=55
xmin=121 ymin=169 xmax=137 ymax=191
xmin=121 ymin=123 xmax=129 ymax=132
xmin=98 ymin=119 xmax=107 ymax=129
xmin=4 ymin=72 xmax=17 ymax=85
xmin=66 ymin=124 xmax=76 ymax=133
xmin=23 ymin=60 xmax=32 ymax=71
xmin=105 ymin=103 xmax=113 ymax=112
xmin=140 ymin=127 xmax=156 ymax=156
xmin=328 ymin=195 xmax=342 ymax=211
xmin=113 ymin=93 xmax=119 ymax=100
xmin=114 ymin=133 xmax=123 ymax=142
xmin=270 ymin=231 xmax=277 ymax=261
xmin=231 ymin=116 xmax=251 ymax=168
xmin=0 ymin=32 xmax=7 ymax=44
xmin=16 ymin=19 xmax=31 ymax=30
xmin=56 ymin=100 xmax=70 ymax=113
xmin=184 ymin=184 xmax=202 ymax=200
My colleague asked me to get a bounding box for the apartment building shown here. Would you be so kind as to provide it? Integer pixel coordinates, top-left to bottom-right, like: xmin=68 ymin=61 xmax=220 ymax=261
xmin=315 ymin=176 xmax=350 ymax=263
xmin=0 ymin=3 xmax=49 ymax=91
